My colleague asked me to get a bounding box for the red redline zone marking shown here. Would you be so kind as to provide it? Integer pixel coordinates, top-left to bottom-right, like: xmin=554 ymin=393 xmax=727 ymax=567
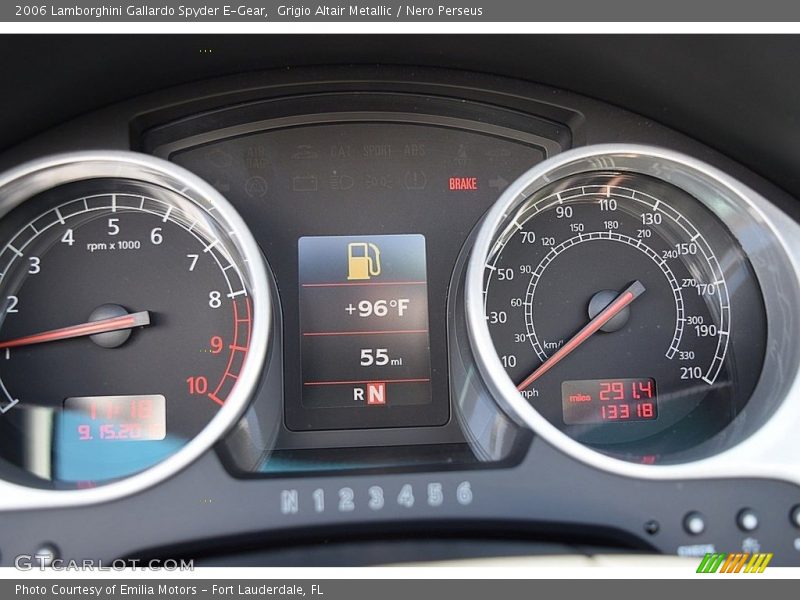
xmin=303 ymin=329 xmax=428 ymax=337
xmin=301 ymin=281 xmax=426 ymax=288
xmin=304 ymin=378 xmax=431 ymax=386
xmin=208 ymin=296 xmax=251 ymax=407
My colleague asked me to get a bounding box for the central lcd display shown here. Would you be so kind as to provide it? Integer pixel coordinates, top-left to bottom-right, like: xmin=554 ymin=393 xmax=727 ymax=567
xmin=298 ymin=234 xmax=433 ymax=427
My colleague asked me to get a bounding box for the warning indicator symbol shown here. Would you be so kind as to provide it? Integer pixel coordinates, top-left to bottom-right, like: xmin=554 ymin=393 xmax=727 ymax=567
xmin=347 ymin=242 xmax=381 ymax=281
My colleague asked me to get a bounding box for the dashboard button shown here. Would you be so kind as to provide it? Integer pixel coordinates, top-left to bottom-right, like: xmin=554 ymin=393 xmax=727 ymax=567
xmin=791 ymin=505 xmax=800 ymax=528
xmin=34 ymin=544 xmax=59 ymax=567
xmin=684 ymin=512 xmax=706 ymax=535
xmin=737 ymin=508 xmax=759 ymax=532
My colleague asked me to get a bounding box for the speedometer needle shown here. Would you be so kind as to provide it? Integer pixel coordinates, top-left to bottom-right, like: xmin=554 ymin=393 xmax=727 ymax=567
xmin=516 ymin=281 xmax=646 ymax=391
xmin=0 ymin=311 xmax=151 ymax=350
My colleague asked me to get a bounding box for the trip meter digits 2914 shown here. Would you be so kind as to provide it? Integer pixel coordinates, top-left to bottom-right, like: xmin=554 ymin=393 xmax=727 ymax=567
xmin=0 ymin=153 xmax=270 ymax=493
xmin=481 ymin=169 xmax=766 ymax=460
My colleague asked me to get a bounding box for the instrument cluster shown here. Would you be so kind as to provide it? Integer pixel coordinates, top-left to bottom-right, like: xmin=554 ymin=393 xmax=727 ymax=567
xmin=0 ymin=73 xmax=799 ymax=565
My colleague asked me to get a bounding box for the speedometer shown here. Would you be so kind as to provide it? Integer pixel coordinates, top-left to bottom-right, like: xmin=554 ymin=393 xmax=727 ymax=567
xmin=466 ymin=145 xmax=768 ymax=463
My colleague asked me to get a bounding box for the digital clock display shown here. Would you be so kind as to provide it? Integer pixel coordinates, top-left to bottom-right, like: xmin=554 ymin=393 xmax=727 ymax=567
xmin=63 ymin=395 xmax=166 ymax=442
xmin=561 ymin=378 xmax=658 ymax=425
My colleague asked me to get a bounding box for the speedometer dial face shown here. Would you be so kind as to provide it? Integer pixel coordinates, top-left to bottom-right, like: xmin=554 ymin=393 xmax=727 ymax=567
xmin=483 ymin=171 xmax=766 ymax=461
xmin=0 ymin=166 xmax=268 ymax=489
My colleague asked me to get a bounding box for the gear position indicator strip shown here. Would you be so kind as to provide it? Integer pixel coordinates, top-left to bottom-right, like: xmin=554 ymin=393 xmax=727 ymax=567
xmin=298 ymin=234 xmax=433 ymax=412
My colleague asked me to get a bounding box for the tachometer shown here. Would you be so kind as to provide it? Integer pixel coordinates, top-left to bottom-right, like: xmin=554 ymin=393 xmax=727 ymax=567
xmin=466 ymin=146 xmax=768 ymax=463
xmin=0 ymin=152 xmax=271 ymax=506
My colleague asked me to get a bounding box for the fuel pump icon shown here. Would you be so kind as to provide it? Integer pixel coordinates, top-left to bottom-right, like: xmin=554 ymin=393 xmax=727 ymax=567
xmin=347 ymin=242 xmax=381 ymax=280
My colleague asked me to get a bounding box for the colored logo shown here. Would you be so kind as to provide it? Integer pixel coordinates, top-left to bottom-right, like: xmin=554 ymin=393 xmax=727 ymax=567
xmin=696 ymin=552 xmax=773 ymax=573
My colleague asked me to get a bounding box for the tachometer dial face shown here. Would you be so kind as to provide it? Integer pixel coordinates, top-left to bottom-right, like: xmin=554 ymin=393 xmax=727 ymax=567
xmin=482 ymin=171 xmax=766 ymax=461
xmin=0 ymin=171 xmax=267 ymax=488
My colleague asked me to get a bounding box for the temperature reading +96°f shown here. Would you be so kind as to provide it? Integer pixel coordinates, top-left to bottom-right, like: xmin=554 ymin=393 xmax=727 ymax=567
xmin=346 ymin=298 xmax=411 ymax=318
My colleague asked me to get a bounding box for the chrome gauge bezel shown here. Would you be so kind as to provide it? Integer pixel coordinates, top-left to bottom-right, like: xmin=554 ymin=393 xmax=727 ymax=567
xmin=0 ymin=151 xmax=272 ymax=510
xmin=465 ymin=144 xmax=800 ymax=483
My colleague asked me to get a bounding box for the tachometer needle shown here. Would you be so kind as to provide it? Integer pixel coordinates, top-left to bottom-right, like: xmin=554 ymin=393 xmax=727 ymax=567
xmin=0 ymin=311 xmax=151 ymax=350
xmin=516 ymin=281 xmax=646 ymax=391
